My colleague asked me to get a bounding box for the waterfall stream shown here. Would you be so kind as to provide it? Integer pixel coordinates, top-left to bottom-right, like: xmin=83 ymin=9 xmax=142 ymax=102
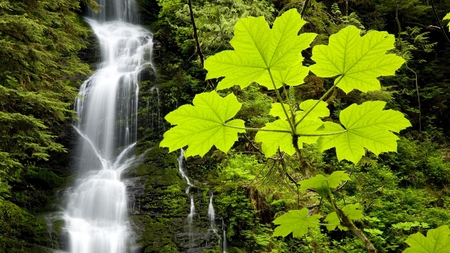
xmin=63 ymin=1 xmax=153 ymax=252
xmin=207 ymin=193 xmax=217 ymax=233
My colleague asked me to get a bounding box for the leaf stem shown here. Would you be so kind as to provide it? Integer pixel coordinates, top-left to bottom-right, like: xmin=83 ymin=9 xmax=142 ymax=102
xmin=294 ymin=76 xmax=342 ymax=128
xmin=223 ymin=123 xmax=347 ymax=136
xmin=268 ymin=68 xmax=297 ymax=135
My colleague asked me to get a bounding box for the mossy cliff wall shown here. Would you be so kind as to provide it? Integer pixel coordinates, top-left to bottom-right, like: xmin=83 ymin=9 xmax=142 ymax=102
xmin=123 ymin=140 xmax=221 ymax=253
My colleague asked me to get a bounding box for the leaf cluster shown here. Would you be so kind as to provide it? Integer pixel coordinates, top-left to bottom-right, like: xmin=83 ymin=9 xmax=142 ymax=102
xmin=161 ymin=9 xmax=410 ymax=165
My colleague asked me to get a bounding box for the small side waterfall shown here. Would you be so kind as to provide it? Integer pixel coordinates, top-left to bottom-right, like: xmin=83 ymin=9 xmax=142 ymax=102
xmin=207 ymin=192 xmax=217 ymax=232
xmin=178 ymin=149 xmax=192 ymax=191
xmin=63 ymin=1 xmax=153 ymax=252
xmin=222 ymin=219 xmax=228 ymax=253
xmin=177 ymin=149 xmax=197 ymax=250
xmin=149 ymin=87 xmax=165 ymax=133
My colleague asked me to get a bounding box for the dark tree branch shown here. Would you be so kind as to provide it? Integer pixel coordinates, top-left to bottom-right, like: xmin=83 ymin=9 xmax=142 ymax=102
xmin=300 ymin=0 xmax=310 ymax=17
xmin=187 ymin=0 xmax=205 ymax=66
xmin=430 ymin=0 xmax=450 ymax=44
xmin=327 ymin=195 xmax=377 ymax=253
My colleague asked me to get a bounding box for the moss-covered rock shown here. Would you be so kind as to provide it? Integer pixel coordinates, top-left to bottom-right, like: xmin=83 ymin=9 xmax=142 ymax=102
xmin=125 ymin=141 xmax=221 ymax=252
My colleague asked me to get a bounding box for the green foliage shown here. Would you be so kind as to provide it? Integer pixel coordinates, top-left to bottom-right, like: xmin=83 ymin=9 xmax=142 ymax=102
xmin=153 ymin=0 xmax=276 ymax=113
xmin=156 ymin=0 xmax=274 ymax=57
xmin=445 ymin=13 xmax=450 ymax=30
xmin=299 ymin=171 xmax=350 ymax=197
xmin=318 ymin=101 xmax=411 ymax=163
xmin=393 ymin=221 xmax=429 ymax=231
xmin=217 ymin=154 xmax=260 ymax=187
xmin=235 ymin=83 xmax=273 ymax=129
xmin=272 ymin=208 xmax=322 ymax=238
xmin=404 ymin=225 xmax=450 ymax=253
xmin=160 ymin=91 xmax=245 ymax=157
xmin=160 ymin=8 xmax=414 ymax=252
xmin=0 ymin=0 xmax=90 ymax=172
xmin=255 ymin=99 xmax=329 ymax=157
xmin=0 ymin=198 xmax=50 ymax=252
xmin=325 ymin=203 xmax=364 ymax=231
xmin=204 ymin=9 xmax=315 ymax=90
xmin=309 ymin=25 xmax=405 ymax=93
xmin=162 ymin=10 xmax=410 ymax=164
xmin=0 ymin=0 xmax=91 ymax=249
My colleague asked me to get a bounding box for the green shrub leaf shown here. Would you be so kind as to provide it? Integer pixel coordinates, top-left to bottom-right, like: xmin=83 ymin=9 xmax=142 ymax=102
xmin=160 ymin=91 xmax=245 ymax=157
xmin=309 ymin=26 xmax=405 ymax=93
xmin=205 ymin=9 xmax=315 ymax=90
xmin=273 ymin=208 xmax=322 ymax=238
xmin=404 ymin=225 xmax=450 ymax=253
xmin=300 ymin=171 xmax=350 ymax=197
xmin=318 ymin=101 xmax=411 ymax=163
xmin=444 ymin=13 xmax=450 ymax=31
xmin=255 ymin=120 xmax=294 ymax=157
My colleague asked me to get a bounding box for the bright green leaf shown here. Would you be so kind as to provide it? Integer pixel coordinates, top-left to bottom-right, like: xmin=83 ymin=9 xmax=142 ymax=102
xmin=205 ymin=9 xmax=316 ymax=90
xmin=404 ymin=225 xmax=450 ymax=253
xmin=255 ymin=119 xmax=294 ymax=157
xmin=297 ymin=100 xmax=330 ymax=120
xmin=273 ymin=208 xmax=322 ymax=238
xmin=263 ymin=100 xmax=329 ymax=153
xmin=309 ymin=26 xmax=405 ymax=93
xmin=300 ymin=171 xmax=350 ymax=197
xmin=444 ymin=13 xmax=450 ymax=31
xmin=296 ymin=119 xmax=323 ymax=146
xmin=364 ymin=228 xmax=383 ymax=236
xmin=256 ymin=48 xmax=313 ymax=90
xmin=324 ymin=212 xmax=344 ymax=231
xmin=318 ymin=101 xmax=411 ymax=163
xmin=270 ymin=103 xmax=291 ymax=120
xmin=343 ymin=203 xmax=364 ymax=221
xmin=295 ymin=100 xmax=330 ymax=145
xmin=160 ymin=91 xmax=245 ymax=157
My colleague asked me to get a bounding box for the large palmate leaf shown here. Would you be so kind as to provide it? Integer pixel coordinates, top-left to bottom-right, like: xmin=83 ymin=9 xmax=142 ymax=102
xmin=318 ymin=101 xmax=411 ymax=163
xmin=273 ymin=208 xmax=322 ymax=238
xmin=404 ymin=225 xmax=450 ymax=253
xmin=300 ymin=171 xmax=350 ymax=197
xmin=204 ymin=9 xmax=316 ymax=90
xmin=255 ymin=120 xmax=294 ymax=157
xmin=160 ymin=91 xmax=244 ymax=157
xmin=309 ymin=26 xmax=405 ymax=93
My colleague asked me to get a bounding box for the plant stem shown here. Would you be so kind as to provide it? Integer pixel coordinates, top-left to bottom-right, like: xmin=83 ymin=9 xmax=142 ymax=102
xmin=326 ymin=192 xmax=377 ymax=253
xmin=223 ymin=123 xmax=347 ymax=136
xmin=268 ymin=69 xmax=297 ymax=135
xmin=187 ymin=0 xmax=204 ymax=66
xmin=295 ymin=76 xmax=341 ymax=128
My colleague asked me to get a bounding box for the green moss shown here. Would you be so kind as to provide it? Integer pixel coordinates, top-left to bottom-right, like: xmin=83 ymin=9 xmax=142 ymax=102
xmin=133 ymin=215 xmax=179 ymax=253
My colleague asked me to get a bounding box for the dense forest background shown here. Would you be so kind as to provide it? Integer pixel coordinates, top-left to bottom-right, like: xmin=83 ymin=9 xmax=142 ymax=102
xmin=2 ymin=0 xmax=450 ymax=252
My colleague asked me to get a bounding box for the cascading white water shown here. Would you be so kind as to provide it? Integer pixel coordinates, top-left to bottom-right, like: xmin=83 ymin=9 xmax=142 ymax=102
xmin=149 ymin=87 xmax=165 ymax=133
xmin=177 ymin=148 xmax=193 ymax=195
xmin=207 ymin=193 xmax=217 ymax=232
xmin=177 ymin=149 xmax=198 ymax=249
xmin=64 ymin=1 xmax=153 ymax=252
xmin=222 ymin=219 xmax=228 ymax=253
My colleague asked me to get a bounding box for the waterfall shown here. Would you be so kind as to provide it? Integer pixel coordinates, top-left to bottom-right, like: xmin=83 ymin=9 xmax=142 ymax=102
xmin=222 ymin=219 xmax=228 ymax=253
xmin=149 ymin=87 xmax=165 ymax=133
xmin=64 ymin=1 xmax=153 ymax=252
xmin=207 ymin=192 xmax=217 ymax=232
xmin=177 ymin=149 xmax=192 ymax=193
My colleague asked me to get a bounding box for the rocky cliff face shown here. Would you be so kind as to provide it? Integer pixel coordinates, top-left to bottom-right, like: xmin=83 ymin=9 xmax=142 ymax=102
xmin=123 ymin=141 xmax=221 ymax=253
